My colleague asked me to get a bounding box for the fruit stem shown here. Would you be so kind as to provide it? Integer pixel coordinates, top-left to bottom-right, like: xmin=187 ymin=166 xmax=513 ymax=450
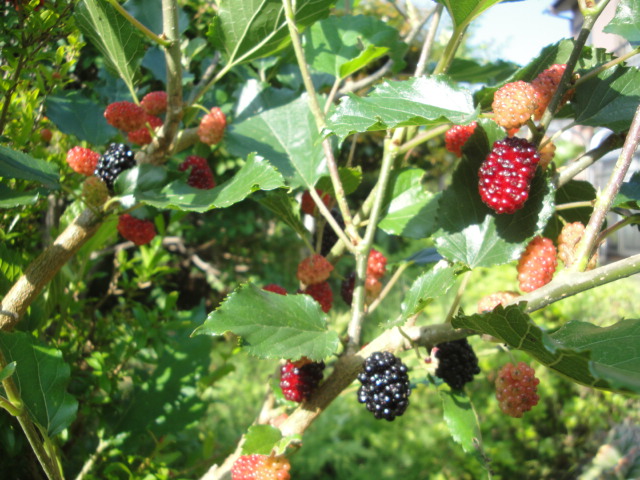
xmin=569 ymin=103 xmax=640 ymax=272
xmin=104 ymin=0 xmax=171 ymax=47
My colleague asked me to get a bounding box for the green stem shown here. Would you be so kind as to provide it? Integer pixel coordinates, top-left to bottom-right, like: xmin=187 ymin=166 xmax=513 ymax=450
xmin=414 ymin=3 xmax=443 ymax=77
xmin=433 ymin=24 xmax=467 ymax=75
xmin=105 ymin=0 xmax=171 ymax=47
xmin=397 ymin=124 xmax=450 ymax=156
xmin=0 ymin=394 xmax=21 ymax=416
xmin=570 ymin=103 xmax=640 ymax=272
xmin=576 ymin=46 xmax=640 ymax=86
xmin=444 ymin=270 xmax=471 ymax=323
xmin=596 ymin=213 xmax=640 ymax=246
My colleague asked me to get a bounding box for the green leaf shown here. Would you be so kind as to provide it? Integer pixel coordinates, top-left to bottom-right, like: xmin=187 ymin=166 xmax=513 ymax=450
xmin=437 ymin=0 xmax=511 ymax=30
xmin=613 ymin=171 xmax=640 ymax=209
xmin=226 ymin=94 xmax=327 ymax=189
xmin=439 ymin=389 xmax=483 ymax=457
xmin=325 ymin=76 xmax=477 ymax=140
xmin=304 ymin=15 xmax=407 ymax=79
xmin=136 ymin=154 xmax=285 ymax=212
xmin=255 ymin=189 xmax=309 ymax=240
xmin=453 ymin=306 xmax=640 ymax=394
xmin=316 ymin=167 xmax=362 ymax=196
xmin=0 ymin=184 xmax=43 ymax=208
xmin=0 ymin=244 xmax=23 ymax=293
xmin=434 ymin=122 xmax=555 ymax=268
xmin=192 ymin=283 xmax=339 ymax=361
xmin=114 ymin=164 xmax=169 ymax=199
xmin=573 ymin=65 xmax=640 ymax=133
xmin=0 ymin=146 xmax=59 ymax=189
xmin=211 ymin=0 xmax=333 ymax=67
xmin=378 ymin=169 xmax=439 ymax=239
xmin=447 ymin=58 xmax=518 ymax=85
xmin=242 ymin=425 xmax=283 ymax=455
xmin=603 ymin=0 xmax=640 ymax=43
xmin=75 ymin=0 xmax=147 ymax=96
xmin=46 ymin=92 xmax=117 ymax=145
xmin=400 ymin=265 xmax=458 ymax=321
xmin=0 ymin=332 xmax=77 ymax=436
xmin=0 ymin=362 xmax=16 ymax=382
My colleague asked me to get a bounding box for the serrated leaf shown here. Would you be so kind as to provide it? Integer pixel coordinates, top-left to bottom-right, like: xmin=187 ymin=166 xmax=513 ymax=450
xmin=242 ymin=425 xmax=283 ymax=455
xmin=46 ymin=92 xmax=117 ymax=145
xmin=613 ymin=171 xmax=640 ymax=209
xmin=75 ymin=0 xmax=146 ymax=96
xmin=0 ymin=361 xmax=16 ymax=382
xmin=439 ymin=389 xmax=483 ymax=458
xmin=406 ymin=247 xmax=444 ymax=265
xmin=434 ymin=123 xmax=555 ymax=268
xmin=136 ymin=154 xmax=285 ymax=212
xmin=573 ymin=65 xmax=640 ymax=133
xmin=0 ymin=146 xmax=59 ymax=189
xmin=255 ymin=189 xmax=309 ymax=240
xmin=453 ymin=306 xmax=640 ymax=394
xmin=192 ymin=283 xmax=339 ymax=360
xmin=316 ymin=167 xmax=362 ymax=196
xmin=0 ymin=332 xmax=77 ymax=436
xmin=0 ymin=184 xmax=43 ymax=208
xmin=304 ymin=15 xmax=407 ymax=79
xmin=325 ymin=76 xmax=477 ymax=140
xmin=447 ymin=57 xmax=518 ymax=85
xmin=603 ymin=0 xmax=640 ymax=43
xmin=378 ymin=169 xmax=439 ymax=238
xmin=226 ymin=94 xmax=327 ymax=189
xmin=114 ymin=164 xmax=169 ymax=196
xmin=211 ymin=0 xmax=333 ymax=67
xmin=400 ymin=265 xmax=457 ymax=321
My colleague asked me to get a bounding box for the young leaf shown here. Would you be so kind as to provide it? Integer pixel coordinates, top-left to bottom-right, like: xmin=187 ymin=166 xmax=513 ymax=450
xmin=438 ymin=389 xmax=485 ymax=465
xmin=136 ymin=154 xmax=285 ymax=212
xmin=193 ymin=283 xmax=339 ymax=361
xmin=603 ymin=0 xmax=640 ymax=43
xmin=304 ymin=14 xmax=407 ymax=79
xmin=75 ymin=0 xmax=147 ymax=97
xmin=242 ymin=425 xmax=283 ymax=455
xmin=0 ymin=361 xmax=16 ymax=382
xmin=315 ymin=167 xmax=363 ymax=197
xmin=0 ymin=145 xmax=59 ymax=190
xmin=325 ymin=76 xmax=477 ymax=140
xmin=378 ymin=168 xmax=439 ymax=239
xmin=0 ymin=331 xmax=77 ymax=436
xmin=453 ymin=306 xmax=640 ymax=394
xmin=399 ymin=265 xmax=458 ymax=321
xmin=226 ymin=94 xmax=328 ymax=189
xmin=210 ymin=0 xmax=333 ymax=68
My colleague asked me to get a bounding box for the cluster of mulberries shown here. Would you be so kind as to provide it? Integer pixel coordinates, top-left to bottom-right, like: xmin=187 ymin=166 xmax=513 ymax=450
xmin=433 ymin=338 xmax=481 ymax=391
xmin=94 ymin=143 xmax=137 ymax=191
xmin=357 ymin=351 xmax=411 ymax=421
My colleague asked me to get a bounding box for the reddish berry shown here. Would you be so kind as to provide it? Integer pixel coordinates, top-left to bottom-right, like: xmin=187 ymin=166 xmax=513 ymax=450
xmin=537 ymin=137 xmax=556 ymax=170
xmin=198 ymin=107 xmax=227 ymax=145
xmin=477 ymin=291 xmax=519 ymax=313
xmin=127 ymin=114 xmax=163 ymax=145
xmin=117 ymin=214 xmax=156 ymax=246
xmin=263 ymin=284 xmax=287 ymax=295
xmin=231 ymin=454 xmax=291 ymax=480
xmin=104 ymin=101 xmax=147 ymax=132
xmin=280 ymin=357 xmax=325 ymax=402
xmin=82 ymin=176 xmax=109 ymax=207
xmin=140 ymin=91 xmax=168 ymax=116
xmin=557 ymin=222 xmax=598 ymax=270
xmin=367 ymin=249 xmax=387 ymax=280
xmin=302 ymin=281 xmax=333 ymax=313
xmin=364 ymin=276 xmax=382 ymax=303
xmin=478 ymin=137 xmax=541 ymax=214
xmin=297 ymin=254 xmax=333 ymax=286
xmin=179 ymin=155 xmax=216 ymax=189
xmin=40 ymin=128 xmax=52 ymax=143
xmin=444 ymin=122 xmax=477 ymax=157
xmin=66 ymin=146 xmax=100 ymax=176
xmin=492 ymin=81 xmax=538 ymax=130
xmin=517 ymin=236 xmax=557 ymax=292
xmin=495 ymin=362 xmax=540 ymax=418
xmin=301 ymin=188 xmax=331 ymax=216
xmin=531 ymin=64 xmax=569 ymax=120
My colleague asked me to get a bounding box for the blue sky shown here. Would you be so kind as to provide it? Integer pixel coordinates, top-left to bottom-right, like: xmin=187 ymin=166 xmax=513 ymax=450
xmin=465 ymin=0 xmax=574 ymax=65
